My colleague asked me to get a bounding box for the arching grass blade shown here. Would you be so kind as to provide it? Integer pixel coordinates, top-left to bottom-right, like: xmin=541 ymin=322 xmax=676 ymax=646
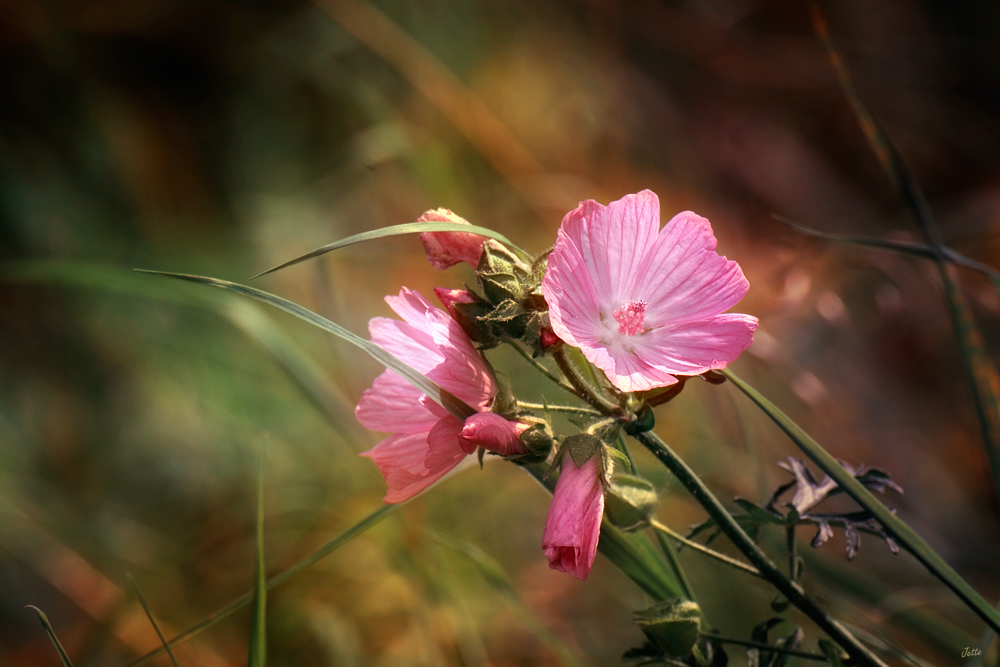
xmin=723 ymin=369 xmax=1000 ymax=632
xmin=134 ymin=270 xmax=477 ymax=421
xmin=251 ymin=222 xmax=527 ymax=279
xmin=26 ymin=606 xmax=74 ymax=667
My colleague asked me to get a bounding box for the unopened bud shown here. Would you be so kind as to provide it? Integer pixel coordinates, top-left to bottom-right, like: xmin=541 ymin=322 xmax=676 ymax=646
xmin=418 ymin=209 xmax=487 ymax=270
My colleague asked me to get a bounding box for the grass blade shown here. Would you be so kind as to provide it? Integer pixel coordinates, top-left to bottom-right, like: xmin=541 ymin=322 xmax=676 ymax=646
xmin=124 ymin=503 xmax=401 ymax=667
xmin=2 ymin=261 xmax=356 ymax=433
xmin=134 ymin=270 xmax=477 ymax=421
xmin=431 ymin=532 xmax=590 ymax=667
xmin=26 ymin=606 xmax=74 ymax=667
xmin=126 ymin=574 xmax=182 ymax=667
xmin=247 ymin=445 xmax=267 ymax=667
xmin=723 ymin=368 xmax=1000 ymax=632
xmin=251 ymin=222 xmax=527 ymax=279
xmin=812 ymin=4 xmax=1000 ymax=516
xmin=772 ymin=215 xmax=1000 ymax=284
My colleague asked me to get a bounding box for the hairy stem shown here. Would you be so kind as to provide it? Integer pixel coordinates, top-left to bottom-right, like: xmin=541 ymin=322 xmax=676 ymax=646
xmin=787 ymin=524 xmax=799 ymax=581
xmin=516 ymin=401 xmax=602 ymax=417
xmin=552 ymin=348 xmax=620 ymax=415
xmin=634 ymin=431 xmax=887 ymax=667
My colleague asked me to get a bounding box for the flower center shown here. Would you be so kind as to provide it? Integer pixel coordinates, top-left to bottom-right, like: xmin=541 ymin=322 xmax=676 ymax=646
xmin=612 ymin=300 xmax=647 ymax=336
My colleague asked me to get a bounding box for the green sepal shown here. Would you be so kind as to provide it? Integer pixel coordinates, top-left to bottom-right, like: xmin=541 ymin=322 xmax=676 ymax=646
xmin=633 ymin=599 xmax=703 ymax=658
xmin=563 ymin=433 xmax=603 ymax=469
xmin=508 ymin=417 xmax=554 ymax=465
xmin=605 ymin=474 xmax=660 ymax=532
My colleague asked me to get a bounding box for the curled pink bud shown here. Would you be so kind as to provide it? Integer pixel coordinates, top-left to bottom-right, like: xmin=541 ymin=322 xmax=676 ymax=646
xmin=459 ymin=412 xmax=529 ymax=456
xmin=418 ymin=209 xmax=488 ymax=270
xmin=433 ymin=287 xmax=475 ymax=317
xmin=542 ymin=450 xmax=605 ymax=580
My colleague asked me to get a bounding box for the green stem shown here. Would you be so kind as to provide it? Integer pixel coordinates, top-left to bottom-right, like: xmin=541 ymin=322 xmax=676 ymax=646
xmin=699 ymin=633 xmax=830 ymax=662
xmin=633 ymin=431 xmax=887 ymax=667
xmin=651 ymin=528 xmax=698 ymax=603
xmin=552 ymin=348 xmax=619 ymax=415
xmin=650 ymin=519 xmax=761 ymax=579
xmin=510 ymin=344 xmax=578 ymax=396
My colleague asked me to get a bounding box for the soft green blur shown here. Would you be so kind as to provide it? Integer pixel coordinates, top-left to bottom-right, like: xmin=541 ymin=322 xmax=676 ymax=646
xmin=2 ymin=2 xmax=999 ymax=665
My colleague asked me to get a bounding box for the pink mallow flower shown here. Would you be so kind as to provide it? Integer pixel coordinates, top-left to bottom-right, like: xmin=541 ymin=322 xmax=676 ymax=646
xmin=541 ymin=190 xmax=758 ymax=392
xmin=356 ymin=288 xmax=527 ymax=503
xmin=542 ymin=451 xmax=605 ymax=580
xmin=418 ymin=209 xmax=488 ymax=270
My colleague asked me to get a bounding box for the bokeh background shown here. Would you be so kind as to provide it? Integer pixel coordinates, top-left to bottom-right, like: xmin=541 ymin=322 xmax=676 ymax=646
xmin=2 ymin=1 xmax=1000 ymax=665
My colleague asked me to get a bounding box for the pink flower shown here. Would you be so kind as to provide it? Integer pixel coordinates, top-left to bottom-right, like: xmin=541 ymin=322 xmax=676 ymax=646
xmin=542 ymin=451 xmax=605 ymax=580
xmin=356 ymin=288 xmax=526 ymax=503
xmin=418 ymin=209 xmax=488 ymax=270
xmin=541 ymin=190 xmax=758 ymax=392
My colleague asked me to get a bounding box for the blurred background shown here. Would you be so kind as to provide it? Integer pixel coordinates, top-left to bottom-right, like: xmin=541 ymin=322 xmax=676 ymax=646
xmin=2 ymin=0 xmax=999 ymax=665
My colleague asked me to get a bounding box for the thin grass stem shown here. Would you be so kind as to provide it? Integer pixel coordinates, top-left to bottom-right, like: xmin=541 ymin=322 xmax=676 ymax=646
xmin=699 ymin=633 xmax=830 ymax=662
xmin=126 ymin=575 xmax=182 ymax=667
xmin=649 ymin=520 xmax=762 ymax=579
xmin=510 ymin=344 xmax=578 ymax=396
xmin=516 ymin=401 xmax=601 ymax=417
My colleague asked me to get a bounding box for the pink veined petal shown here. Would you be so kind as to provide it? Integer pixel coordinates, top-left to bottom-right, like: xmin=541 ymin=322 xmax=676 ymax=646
xmin=542 ymin=226 xmax=604 ymax=350
xmin=368 ymin=317 xmax=443 ymax=376
xmin=639 ymin=211 xmax=750 ymax=326
xmin=355 ymin=370 xmax=440 ymax=434
xmin=360 ymin=431 xmax=454 ymax=504
xmin=592 ymin=344 xmax=680 ymax=392
xmin=459 ymin=412 xmax=529 ymax=456
xmin=434 ymin=287 xmax=475 ymax=317
xmin=559 ymin=190 xmax=661 ymax=311
xmin=423 ymin=414 xmax=469 ymax=474
xmin=542 ymin=451 xmax=605 ymax=580
xmin=634 ymin=313 xmax=759 ymax=376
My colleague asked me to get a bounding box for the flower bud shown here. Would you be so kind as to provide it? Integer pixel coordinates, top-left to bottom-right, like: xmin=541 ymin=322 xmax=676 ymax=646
xmin=604 ymin=473 xmax=659 ymax=531
xmin=418 ymin=209 xmax=487 ymax=270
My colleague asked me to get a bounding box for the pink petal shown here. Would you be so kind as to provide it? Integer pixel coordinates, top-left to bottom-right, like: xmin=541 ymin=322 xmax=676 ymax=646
xmin=542 ymin=451 xmax=605 ymax=580
xmin=635 ymin=313 xmax=759 ymax=375
xmin=558 ymin=190 xmax=661 ymax=310
xmin=639 ymin=211 xmax=750 ymax=326
xmin=355 ymin=371 xmax=440 ymax=433
xmin=423 ymin=415 xmax=469 ymax=474
xmin=417 ymin=209 xmax=488 ymax=270
xmin=542 ymin=226 xmax=603 ymax=350
xmin=369 ymin=316 xmax=443 ymax=376
xmin=359 ymin=427 xmax=461 ymax=504
xmin=582 ymin=341 xmax=681 ymax=392
xmin=459 ymin=413 xmax=529 ymax=456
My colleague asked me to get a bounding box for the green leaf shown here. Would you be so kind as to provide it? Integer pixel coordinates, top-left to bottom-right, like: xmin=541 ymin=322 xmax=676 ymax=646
xmin=134 ymin=270 xmax=477 ymax=421
xmin=26 ymin=606 xmax=74 ymax=667
xmin=431 ymin=532 xmax=589 ymax=667
xmin=124 ymin=504 xmax=401 ymax=666
xmin=247 ymin=444 xmax=267 ymax=667
xmin=126 ymin=574 xmax=182 ymax=667
xmin=251 ymin=222 xmax=526 ymax=279
xmin=723 ymin=369 xmax=1000 ymax=632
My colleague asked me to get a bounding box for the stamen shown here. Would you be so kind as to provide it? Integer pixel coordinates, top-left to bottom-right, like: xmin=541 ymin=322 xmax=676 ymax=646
xmin=613 ymin=300 xmax=647 ymax=336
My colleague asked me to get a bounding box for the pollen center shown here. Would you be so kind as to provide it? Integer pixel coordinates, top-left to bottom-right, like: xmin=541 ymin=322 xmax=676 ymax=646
xmin=613 ymin=300 xmax=647 ymax=336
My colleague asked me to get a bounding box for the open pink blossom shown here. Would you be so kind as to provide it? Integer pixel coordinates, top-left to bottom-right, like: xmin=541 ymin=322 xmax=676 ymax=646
xmin=541 ymin=190 xmax=758 ymax=392
xmin=418 ymin=209 xmax=488 ymax=270
xmin=542 ymin=451 xmax=605 ymax=580
xmin=356 ymin=288 xmax=526 ymax=503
